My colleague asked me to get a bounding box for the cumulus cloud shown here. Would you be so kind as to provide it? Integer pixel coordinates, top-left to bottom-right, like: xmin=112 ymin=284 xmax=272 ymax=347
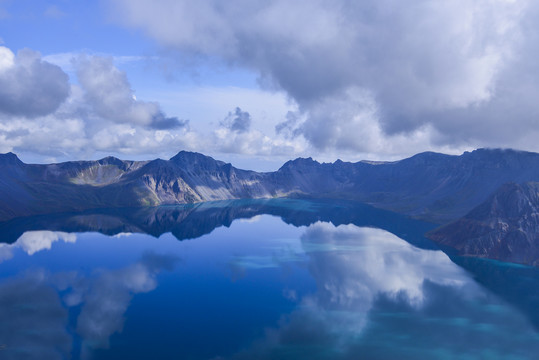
xmin=221 ymin=107 xmax=251 ymax=133
xmin=0 ymin=46 xmax=70 ymax=118
xmin=76 ymin=55 xmax=188 ymax=129
xmin=211 ymin=106 xmax=307 ymax=156
xmin=0 ymin=47 xmax=201 ymax=160
xmin=0 ymin=106 xmax=198 ymax=160
xmin=213 ymin=125 xmax=304 ymax=156
xmin=108 ymin=0 xmax=539 ymax=154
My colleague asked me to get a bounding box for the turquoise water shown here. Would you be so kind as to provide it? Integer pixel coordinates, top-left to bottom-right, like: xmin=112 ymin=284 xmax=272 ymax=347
xmin=0 ymin=199 xmax=538 ymax=359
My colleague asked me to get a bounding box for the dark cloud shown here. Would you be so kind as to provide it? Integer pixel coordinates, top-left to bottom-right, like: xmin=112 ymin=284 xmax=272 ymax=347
xmin=108 ymin=0 xmax=539 ymax=153
xmin=221 ymin=107 xmax=251 ymax=133
xmin=275 ymin=111 xmax=301 ymax=139
xmin=0 ymin=47 xmax=70 ymax=118
xmin=150 ymin=112 xmax=189 ymax=130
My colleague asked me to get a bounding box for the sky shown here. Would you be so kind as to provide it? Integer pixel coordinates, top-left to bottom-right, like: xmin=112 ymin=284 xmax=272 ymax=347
xmin=0 ymin=0 xmax=538 ymax=170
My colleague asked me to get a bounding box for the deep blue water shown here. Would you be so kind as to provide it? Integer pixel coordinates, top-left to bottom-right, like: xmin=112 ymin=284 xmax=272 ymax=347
xmin=0 ymin=199 xmax=539 ymax=359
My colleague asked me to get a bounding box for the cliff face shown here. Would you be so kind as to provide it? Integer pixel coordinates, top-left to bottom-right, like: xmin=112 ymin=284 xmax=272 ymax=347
xmin=428 ymin=182 xmax=539 ymax=266
xmin=2 ymin=148 xmax=539 ymax=224
xmin=124 ymin=152 xmax=278 ymax=204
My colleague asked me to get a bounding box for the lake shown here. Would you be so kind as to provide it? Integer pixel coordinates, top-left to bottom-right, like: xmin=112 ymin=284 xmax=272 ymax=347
xmin=1 ymin=199 xmax=538 ymax=359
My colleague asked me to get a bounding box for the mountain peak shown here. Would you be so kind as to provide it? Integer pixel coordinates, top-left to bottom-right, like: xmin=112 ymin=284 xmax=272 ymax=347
xmin=97 ymin=156 xmax=125 ymax=166
xmin=278 ymin=157 xmax=320 ymax=171
xmin=169 ymin=150 xmax=226 ymax=168
xmin=171 ymin=150 xmax=211 ymax=161
xmin=400 ymin=151 xmax=455 ymax=164
xmin=0 ymin=152 xmax=23 ymax=166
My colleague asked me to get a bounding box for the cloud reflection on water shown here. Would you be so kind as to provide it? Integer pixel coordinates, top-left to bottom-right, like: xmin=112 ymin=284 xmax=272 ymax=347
xmin=74 ymin=252 xmax=178 ymax=359
xmin=1 ymin=215 xmax=539 ymax=359
xmin=0 ymin=270 xmax=71 ymax=360
xmin=0 ymin=246 xmax=178 ymax=360
xmin=0 ymin=231 xmax=76 ymax=262
xmin=232 ymin=223 xmax=539 ymax=359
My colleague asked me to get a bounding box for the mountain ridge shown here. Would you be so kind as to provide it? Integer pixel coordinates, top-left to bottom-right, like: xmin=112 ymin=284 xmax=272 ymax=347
xmin=2 ymin=148 xmax=539 ymax=225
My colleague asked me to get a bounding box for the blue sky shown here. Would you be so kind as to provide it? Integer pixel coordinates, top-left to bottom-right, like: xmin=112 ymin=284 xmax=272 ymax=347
xmin=0 ymin=0 xmax=538 ymax=170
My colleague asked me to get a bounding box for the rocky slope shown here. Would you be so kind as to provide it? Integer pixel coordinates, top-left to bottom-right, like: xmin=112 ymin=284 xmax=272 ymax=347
xmin=2 ymin=148 xmax=539 ymax=223
xmin=428 ymin=182 xmax=539 ymax=266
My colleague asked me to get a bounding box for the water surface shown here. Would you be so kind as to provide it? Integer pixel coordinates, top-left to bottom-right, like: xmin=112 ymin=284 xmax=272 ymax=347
xmin=0 ymin=199 xmax=538 ymax=359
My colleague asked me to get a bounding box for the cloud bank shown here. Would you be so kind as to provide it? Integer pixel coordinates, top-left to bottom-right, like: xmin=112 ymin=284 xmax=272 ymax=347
xmin=107 ymin=0 xmax=539 ymax=154
xmin=0 ymin=44 xmax=301 ymax=163
xmin=0 ymin=47 xmax=198 ymax=160
xmin=4 ymin=0 xmax=539 ymax=163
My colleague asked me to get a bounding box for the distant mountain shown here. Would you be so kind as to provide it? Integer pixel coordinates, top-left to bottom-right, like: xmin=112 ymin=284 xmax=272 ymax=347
xmin=2 ymin=148 xmax=539 ymax=223
xmin=427 ymin=182 xmax=539 ymax=266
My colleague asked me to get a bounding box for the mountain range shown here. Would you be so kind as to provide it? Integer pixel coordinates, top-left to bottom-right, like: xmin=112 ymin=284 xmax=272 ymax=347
xmin=2 ymin=148 xmax=539 ymax=265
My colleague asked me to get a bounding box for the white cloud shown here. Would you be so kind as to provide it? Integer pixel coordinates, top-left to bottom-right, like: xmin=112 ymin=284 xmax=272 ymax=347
xmin=213 ymin=123 xmax=306 ymax=157
xmin=0 ymin=46 xmax=70 ymax=118
xmin=107 ymin=0 xmax=539 ymax=156
xmin=0 ymin=46 xmax=14 ymax=70
xmin=0 ymin=47 xmax=203 ymax=161
xmin=76 ymin=55 xmax=187 ymax=129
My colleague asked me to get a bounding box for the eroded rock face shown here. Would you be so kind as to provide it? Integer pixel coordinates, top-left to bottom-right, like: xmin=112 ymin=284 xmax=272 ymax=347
xmin=428 ymin=182 xmax=539 ymax=266
xmin=2 ymin=148 xmax=539 ymax=226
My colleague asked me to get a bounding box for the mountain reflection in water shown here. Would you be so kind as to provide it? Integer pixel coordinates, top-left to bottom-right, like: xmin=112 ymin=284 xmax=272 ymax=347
xmin=0 ymin=199 xmax=538 ymax=360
